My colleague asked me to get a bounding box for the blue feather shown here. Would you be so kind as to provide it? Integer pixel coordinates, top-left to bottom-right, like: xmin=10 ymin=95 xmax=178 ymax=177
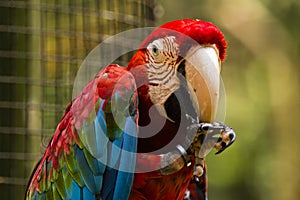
xmin=101 ymin=167 xmax=118 ymax=199
xmin=70 ymin=179 xmax=81 ymax=200
xmin=100 ymin=136 xmax=122 ymax=199
xmin=95 ymin=101 xmax=108 ymax=152
xmin=74 ymin=145 xmax=97 ymax=194
xmin=94 ymin=103 xmax=108 ymax=163
xmin=113 ymin=117 xmax=137 ymax=200
xmin=109 ymin=135 xmax=123 ymax=168
xmin=82 ymin=186 xmax=94 ymax=200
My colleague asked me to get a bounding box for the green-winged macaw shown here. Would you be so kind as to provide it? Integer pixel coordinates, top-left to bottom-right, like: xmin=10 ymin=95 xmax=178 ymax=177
xmin=25 ymin=19 xmax=235 ymax=200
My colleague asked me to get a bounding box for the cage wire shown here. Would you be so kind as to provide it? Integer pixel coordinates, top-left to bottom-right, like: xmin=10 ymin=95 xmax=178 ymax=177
xmin=0 ymin=0 xmax=158 ymax=198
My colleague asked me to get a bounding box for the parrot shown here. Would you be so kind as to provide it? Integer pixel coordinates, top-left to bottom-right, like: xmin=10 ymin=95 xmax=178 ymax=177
xmin=25 ymin=19 xmax=236 ymax=200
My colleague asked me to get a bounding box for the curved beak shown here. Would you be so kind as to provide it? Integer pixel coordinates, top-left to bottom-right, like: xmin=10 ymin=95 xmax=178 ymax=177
xmin=185 ymin=45 xmax=221 ymax=122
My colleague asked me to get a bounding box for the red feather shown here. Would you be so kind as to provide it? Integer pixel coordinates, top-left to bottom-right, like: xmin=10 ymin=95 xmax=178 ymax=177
xmin=138 ymin=19 xmax=227 ymax=61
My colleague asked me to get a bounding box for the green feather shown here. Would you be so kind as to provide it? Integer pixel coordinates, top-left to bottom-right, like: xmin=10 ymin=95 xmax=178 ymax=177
xmin=39 ymin=168 xmax=46 ymax=193
xmin=54 ymin=170 xmax=67 ymax=200
xmin=64 ymin=146 xmax=76 ymax=174
xmin=45 ymin=162 xmax=52 ymax=192
xmin=45 ymin=188 xmax=53 ymax=200
xmin=83 ymin=148 xmax=105 ymax=176
xmin=58 ymin=154 xmax=65 ymax=170
xmin=52 ymin=183 xmax=62 ymax=200
xmin=52 ymin=164 xmax=59 ymax=182
xmin=70 ymin=171 xmax=84 ymax=188
xmin=62 ymin=165 xmax=73 ymax=198
xmin=105 ymin=113 xmax=123 ymax=140
xmin=74 ymin=145 xmax=97 ymax=194
xmin=72 ymin=126 xmax=84 ymax=149
xmin=65 ymin=145 xmax=84 ymax=187
xmin=82 ymin=123 xmax=98 ymax=159
xmin=38 ymin=193 xmax=46 ymax=200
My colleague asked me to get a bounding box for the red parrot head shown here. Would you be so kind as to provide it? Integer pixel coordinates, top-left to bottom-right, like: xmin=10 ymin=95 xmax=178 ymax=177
xmin=128 ymin=19 xmax=227 ymax=124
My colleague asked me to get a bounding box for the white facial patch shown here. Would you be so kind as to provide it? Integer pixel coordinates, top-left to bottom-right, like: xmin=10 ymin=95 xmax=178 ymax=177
xmin=146 ymin=36 xmax=180 ymax=106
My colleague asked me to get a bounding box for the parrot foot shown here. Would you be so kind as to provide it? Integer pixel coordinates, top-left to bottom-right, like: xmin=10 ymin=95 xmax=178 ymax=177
xmin=185 ymin=115 xmax=236 ymax=156
xmin=195 ymin=121 xmax=236 ymax=154
xmin=209 ymin=122 xmax=236 ymax=154
xmin=185 ymin=116 xmax=236 ymax=177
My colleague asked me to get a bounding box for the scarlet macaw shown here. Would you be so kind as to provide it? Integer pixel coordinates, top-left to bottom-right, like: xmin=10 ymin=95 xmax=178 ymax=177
xmin=25 ymin=19 xmax=235 ymax=200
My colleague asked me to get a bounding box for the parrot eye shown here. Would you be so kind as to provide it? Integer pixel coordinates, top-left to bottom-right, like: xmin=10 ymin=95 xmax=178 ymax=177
xmin=148 ymin=39 xmax=164 ymax=58
xmin=148 ymin=44 xmax=161 ymax=56
xmin=146 ymin=37 xmax=178 ymax=64
xmin=152 ymin=45 xmax=159 ymax=55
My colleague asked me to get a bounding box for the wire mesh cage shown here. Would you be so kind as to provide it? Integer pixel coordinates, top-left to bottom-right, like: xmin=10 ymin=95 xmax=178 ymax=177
xmin=0 ymin=0 xmax=157 ymax=198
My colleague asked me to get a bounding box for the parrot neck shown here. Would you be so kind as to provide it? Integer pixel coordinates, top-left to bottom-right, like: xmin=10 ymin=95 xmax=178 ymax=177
xmin=127 ymin=51 xmax=176 ymax=153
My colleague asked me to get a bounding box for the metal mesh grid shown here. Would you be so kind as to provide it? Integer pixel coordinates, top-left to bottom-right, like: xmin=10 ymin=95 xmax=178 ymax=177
xmin=0 ymin=0 xmax=156 ymax=198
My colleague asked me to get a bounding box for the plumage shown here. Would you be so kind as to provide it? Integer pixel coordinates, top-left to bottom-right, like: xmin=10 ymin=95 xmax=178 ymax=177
xmin=26 ymin=19 xmax=234 ymax=200
xmin=26 ymin=64 xmax=138 ymax=200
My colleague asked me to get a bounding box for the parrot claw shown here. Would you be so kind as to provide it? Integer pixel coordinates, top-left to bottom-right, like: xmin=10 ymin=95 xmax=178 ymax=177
xmin=193 ymin=121 xmax=236 ymax=154
xmin=211 ymin=122 xmax=236 ymax=154
xmin=186 ymin=116 xmax=236 ymax=156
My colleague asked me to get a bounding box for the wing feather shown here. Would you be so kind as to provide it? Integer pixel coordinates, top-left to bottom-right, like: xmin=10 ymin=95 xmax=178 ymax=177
xmin=113 ymin=117 xmax=137 ymax=200
xmin=26 ymin=64 xmax=138 ymax=200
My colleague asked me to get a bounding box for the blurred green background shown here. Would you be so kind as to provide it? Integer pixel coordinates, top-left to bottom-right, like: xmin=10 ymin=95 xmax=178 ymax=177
xmin=0 ymin=0 xmax=299 ymax=199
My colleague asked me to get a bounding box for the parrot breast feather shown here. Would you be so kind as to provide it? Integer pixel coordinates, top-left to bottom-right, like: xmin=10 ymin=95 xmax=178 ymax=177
xmin=26 ymin=64 xmax=138 ymax=200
